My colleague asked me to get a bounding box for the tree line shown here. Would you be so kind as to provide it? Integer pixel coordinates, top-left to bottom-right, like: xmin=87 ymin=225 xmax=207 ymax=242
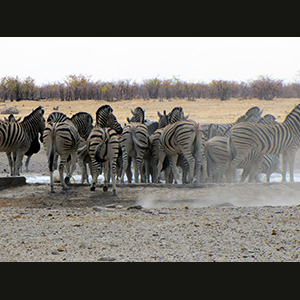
xmin=1 ymin=74 xmax=300 ymax=102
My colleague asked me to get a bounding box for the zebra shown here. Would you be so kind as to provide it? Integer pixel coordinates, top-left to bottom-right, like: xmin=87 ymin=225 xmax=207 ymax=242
xmin=205 ymin=114 xmax=280 ymax=183
xmin=151 ymin=107 xmax=188 ymax=183
xmin=120 ymin=123 xmax=150 ymax=183
xmin=96 ymin=104 xmax=113 ymax=127
xmin=47 ymin=111 xmax=68 ymax=123
xmin=206 ymin=106 xmax=263 ymax=139
xmin=156 ymin=119 xmax=203 ymax=184
xmin=87 ymin=127 xmax=119 ymax=195
xmin=1 ymin=114 xmax=41 ymax=172
xmin=43 ymin=119 xmax=81 ymax=193
xmin=47 ymin=110 xmax=94 ymax=183
xmin=71 ymin=112 xmax=94 ymax=140
xmin=127 ymin=106 xmax=145 ymax=124
xmin=228 ymin=103 xmax=300 ymax=182
xmin=0 ymin=106 xmax=45 ymax=176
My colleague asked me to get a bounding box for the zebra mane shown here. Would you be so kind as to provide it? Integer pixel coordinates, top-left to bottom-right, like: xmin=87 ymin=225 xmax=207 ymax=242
xmin=22 ymin=106 xmax=44 ymax=124
xmin=283 ymin=103 xmax=300 ymax=125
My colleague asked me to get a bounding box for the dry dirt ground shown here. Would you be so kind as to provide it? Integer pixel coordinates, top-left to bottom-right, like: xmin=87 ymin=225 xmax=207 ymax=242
xmin=1 ymin=97 xmax=300 ymax=262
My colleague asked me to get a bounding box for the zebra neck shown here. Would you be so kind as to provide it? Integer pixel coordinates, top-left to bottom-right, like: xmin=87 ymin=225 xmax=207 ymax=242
xmin=283 ymin=113 xmax=300 ymax=138
xmin=20 ymin=116 xmax=40 ymax=142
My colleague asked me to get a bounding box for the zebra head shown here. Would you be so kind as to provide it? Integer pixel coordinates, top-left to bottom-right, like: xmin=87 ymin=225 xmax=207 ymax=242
xmin=157 ymin=110 xmax=168 ymax=128
xmin=4 ymin=114 xmax=21 ymax=123
xmin=129 ymin=107 xmax=145 ymax=123
xmin=96 ymin=104 xmax=113 ymax=127
xmin=107 ymin=112 xmax=123 ymax=134
xmin=244 ymin=106 xmax=263 ymax=123
xmin=168 ymin=107 xmax=185 ymax=124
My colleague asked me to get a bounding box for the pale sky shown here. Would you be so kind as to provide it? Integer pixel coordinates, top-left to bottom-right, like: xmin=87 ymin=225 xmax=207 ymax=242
xmin=0 ymin=37 xmax=300 ymax=85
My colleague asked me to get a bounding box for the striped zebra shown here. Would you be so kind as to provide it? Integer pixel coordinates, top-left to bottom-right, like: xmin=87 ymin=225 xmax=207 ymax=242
xmin=120 ymin=123 xmax=150 ymax=183
xmin=229 ymin=104 xmax=300 ymax=182
xmin=206 ymin=106 xmax=263 ymax=139
xmin=151 ymin=107 xmax=188 ymax=183
xmin=96 ymin=104 xmax=113 ymax=127
xmin=127 ymin=106 xmax=145 ymax=124
xmin=47 ymin=110 xmax=94 ymax=183
xmin=205 ymin=114 xmax=280 ymax=183
xmin=43 ymin=120 xmax=81 ymax=193
xmin=47 ymin=111 xmax=94 ymax=139
xmin=0 ymin=106 xmax=45 ymax=176
xmin=87 ymin=127 xmax=119 ymax=195
xmin=1 ymin=114 xmax=41 ymax=172
xmin=156 ymin=119 xmax=203 ymax=184
xmin=71 ymin=112 xmax=94 ymax=140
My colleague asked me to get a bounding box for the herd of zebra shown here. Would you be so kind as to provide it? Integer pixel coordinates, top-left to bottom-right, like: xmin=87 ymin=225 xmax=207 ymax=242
xmin=1 ymin=102 xmax=300 ymax=195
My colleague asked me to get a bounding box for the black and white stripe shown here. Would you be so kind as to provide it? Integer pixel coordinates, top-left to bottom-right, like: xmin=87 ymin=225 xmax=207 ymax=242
xmin=156 ymin=119 xmax=203 ymax=184
xmin=229 ymin=103 xmax=300 ymax=182
xmin=0 ymin=106 xmax=45 ymax=176
xmin=87 ymin=127 xmax=119 ymax=195
xmin=43 ymin=120 xmax=81 ymax=192
xmin=120 ymin=123 xmax=150 ymax=183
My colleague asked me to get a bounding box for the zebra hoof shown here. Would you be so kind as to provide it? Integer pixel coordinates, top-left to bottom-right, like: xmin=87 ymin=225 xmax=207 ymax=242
xmin=50 ymin=189 xmax=55 ymax=194
xmin=113 ymin=190 xmax=117 ymax=196
xmin=64 ymin=176 xmax=70 ymax=185
xmin=90 ymin=186 xmax=95 ymax=191
xmin=103 ymin=185 xmax=108 ymax=192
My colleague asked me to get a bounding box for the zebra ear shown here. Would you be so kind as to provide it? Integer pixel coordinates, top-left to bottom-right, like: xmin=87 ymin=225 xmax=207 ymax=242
xmin=16 ymin=117 xmax=21 ymax=122
xmin=157 ymin=111 xmax=162 ymax=118
xmin=127 ymin=117 xmax=131 ymax=123
xmin=130 ymin=109 xmax=135 ymax=115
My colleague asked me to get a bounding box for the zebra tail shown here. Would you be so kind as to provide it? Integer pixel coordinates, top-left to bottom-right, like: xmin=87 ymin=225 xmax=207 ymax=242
xmin=95 ymin=142 xmax=107 ymax=163
xmin=48 ymin=132 xmax=56 ymax=172
xmin=132 ymin=129 xmax=150 ymax=150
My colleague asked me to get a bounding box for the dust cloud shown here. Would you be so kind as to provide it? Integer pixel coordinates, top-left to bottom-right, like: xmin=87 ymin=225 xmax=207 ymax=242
xmin=136 ymin=183 xmax=300 ymax=209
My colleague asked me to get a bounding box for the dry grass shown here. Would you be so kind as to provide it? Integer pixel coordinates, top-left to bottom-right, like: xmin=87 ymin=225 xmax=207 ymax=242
xmin=1 ymin=97 xmax=300 ymax=125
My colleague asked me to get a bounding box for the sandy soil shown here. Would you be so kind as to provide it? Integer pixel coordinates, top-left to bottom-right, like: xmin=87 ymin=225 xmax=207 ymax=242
xmin=1 ymin=97 xmax=300 ymax=262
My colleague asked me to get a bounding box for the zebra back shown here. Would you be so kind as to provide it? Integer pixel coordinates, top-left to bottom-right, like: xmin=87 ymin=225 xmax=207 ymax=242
xmin=47 ymin=111 xmax=68 ymax=123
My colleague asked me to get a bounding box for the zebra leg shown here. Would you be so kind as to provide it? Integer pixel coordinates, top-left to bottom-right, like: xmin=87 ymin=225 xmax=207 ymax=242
xmin=58 ymin=155 xmax=68 ymax=190
xmin=49 ymin=170 xmax=55 ymax=193
xmin=120 ymin=149 xmax=129 ymax=183
xmin=103 ymin=161 xmax=109 ymax=192
xmin=14 ymin=152 xmax=25 ymax=176
xmin=156 ymin=151 xmax=166 ymax=183
xmin=90 ymin=160 xmax=100 ymax=191
xmin=65 ymin=152 xmax=77 ymax=185
xmin=281 ymin=153 xmax=288 ymax=182
xmin=78 ymin=159 xmax=87 ymax=184
xmin=25 ymin=154 xmax=32 ymax=172
xmin=132 ymin=157 xmax=139 ymax=183
xmin=110 ymin=158 xmax=117 ymax=196
xmin=6 ymin=152 xmax=13 ymax=176
xmin=169 ymin=154 xmax=179 ymax=184
xmin=288 ymin=153 xmax=295 ymax=182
